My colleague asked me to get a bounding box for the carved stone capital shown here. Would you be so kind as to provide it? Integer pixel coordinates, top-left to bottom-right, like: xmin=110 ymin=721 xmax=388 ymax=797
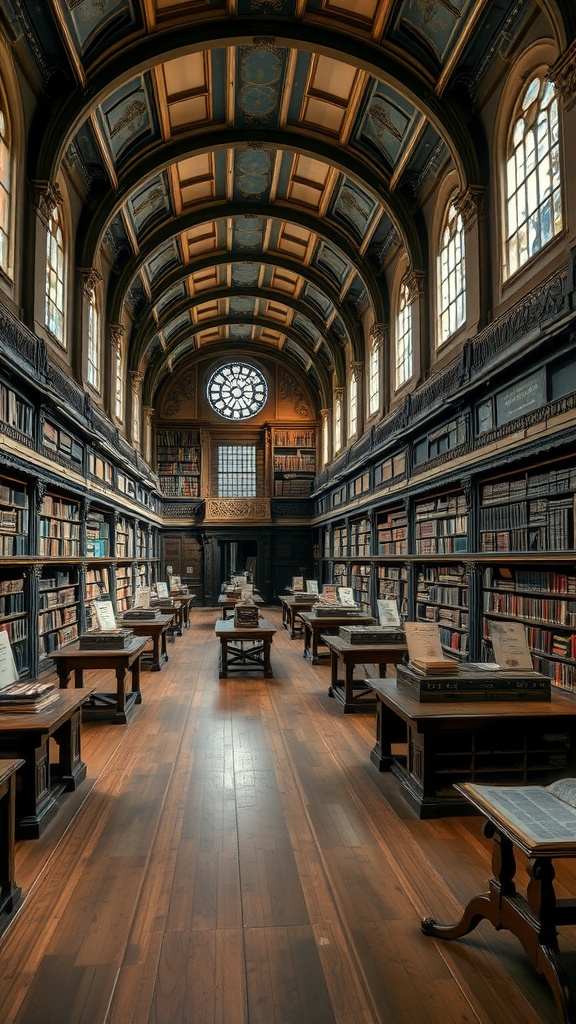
xmin=79 ymin=267 xmax=103 ymax=297
xmin=31 ymin=180 xmax=64 ymax=229
xmin=143 ymin=405 xmax=155 ymax=427
xmin=26 ymin=564 xmax=44 ymax=580
xmin=130 ymin=370 xmax=144 ymax=392
xmin=463 ymin=560 xmax=480 ymax=575
xmin=349 ymin=361 xmax=363 ymax=383
xmin=319 ymin=408 xmax=331 ymax=422
xmin=549 ymin=42 xmax=576 ymax=109
xmin=334 ymin=387 xmax=345 ymax=402
xmin=454 ymin=186 xmax=486 ymax=227
xmin=109 ymin=323 xmax=126 ymax=352
xmin=403 ymin=270 xmax=425 ymax=302
xmin=369 ymin=323 xmax=388 ymax=349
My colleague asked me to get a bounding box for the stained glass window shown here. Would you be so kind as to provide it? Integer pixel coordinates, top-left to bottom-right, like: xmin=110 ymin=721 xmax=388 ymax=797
xmin=438 ymin=199 xmax=466 ymax=344
xmin=207 ymin=363 xmax=267 ymax=420
xmin=505 ymin=74 xmax=562 ymax=277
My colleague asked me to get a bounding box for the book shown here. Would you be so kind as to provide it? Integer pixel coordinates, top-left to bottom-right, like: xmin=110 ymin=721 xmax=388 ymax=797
xmin=319 ymin=584 xmax=338 ymax=605
xmin=0 ymin=690 xmax=60 ymax=713
xmin=489 ymin=619 xmax=534 ymax=671
xmin=404 ymin=621 xmax=458 ymax=674
xmin=306 ymin=580 xmax=319 ymax=596
xmin=94 ymin=598 xmax=117 ymax=631
xmin=0 ymin=630 xmax=19 ymax=689
xmin=457 ymin=779 xmax=576 ymax=854
xmin=337 ymin=587 xmax=356 ymax=607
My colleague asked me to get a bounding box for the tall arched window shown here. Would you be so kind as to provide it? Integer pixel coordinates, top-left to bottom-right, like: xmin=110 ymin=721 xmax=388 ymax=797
xmin=348 ymin=372 xmax=358 ymax=438
xmin=45 ymin=205 xmax=65 ymax=343
xmin=395 ymin=281 xmax=413 ymax=389
xmin=505 ymin=73 xmax=561 ymax=278
xmin=0 ymin=105 xmax=10 ymax=275
xmin=87 ymin=289 xmax=101 ymax=391
xmin=438 ymin=198 xmax=466 ymax=344
xmin=334 ymin=389 xmax=343 ymax=453
xmin=368 ymin=332 xmax=380 ymax=417
xmin=114 ymin=343 xmax=124 ymax=420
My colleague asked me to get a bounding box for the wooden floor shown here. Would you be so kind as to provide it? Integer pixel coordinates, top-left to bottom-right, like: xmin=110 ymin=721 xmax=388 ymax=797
xmin=1 ymin=607 xmax=574 ymax=1023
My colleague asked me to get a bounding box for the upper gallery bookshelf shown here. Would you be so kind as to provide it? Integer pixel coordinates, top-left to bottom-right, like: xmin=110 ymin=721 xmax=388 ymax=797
xmin=40 ymin=494 xmax=81 ymax=558
xmin=0 ymin=474 xmax=29 ymax=556
xmin=0 ymin=572 xmax=27 ymax=676
xmin=480 ymin=465 xmax=575 ymax=552
xmin=272 ymin=427 xmax=316 ymax=498
xmin=156 ymin=428 xmax=200 ymax=498
xmin=0 ymin=381 xmax=33 ymax=438
xmin=414 ymin=492 xmax=468 ymax=555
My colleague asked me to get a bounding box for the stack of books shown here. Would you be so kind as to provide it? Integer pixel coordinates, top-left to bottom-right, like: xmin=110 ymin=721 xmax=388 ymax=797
xmin=123 ymin=608 xmax=161 ymax=620
xmin=0 ymin=680 xmax=59 ymax=713
xmin=410 ymin=658 xmax=459 ymax=675
xmin=79 ymin=629 xmax=134 ymax=650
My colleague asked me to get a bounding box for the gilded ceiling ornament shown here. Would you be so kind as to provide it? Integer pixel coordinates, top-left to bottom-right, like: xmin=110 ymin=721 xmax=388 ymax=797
xmin=368 ymin=102 xmax=403 ymax=142
xmin=164 ymin=371 xmax=196 ymax=417
xmin=279 ymin=370 xmax=311 ymax=418
xmin=78 ymin=267 xmax=102 ymax=297
xmin=369 ymin=323 xmax=388 ymax=349
xmin=550 ymin=42 xmax=576 ymax=109
xmin=68 ymin=0 xmax=108 ymax=13
xmin=31 ymin=181 xmax=64 ymax=229
xmin=132 ymin=187 xmax=165 ymax=217
xmin=414 ymin=0 xmax=460 ymax=26
xmin=340 ymin=189 xmax=368 ymax=221
xmin=110 ymin=100 xmax=147 ymax=138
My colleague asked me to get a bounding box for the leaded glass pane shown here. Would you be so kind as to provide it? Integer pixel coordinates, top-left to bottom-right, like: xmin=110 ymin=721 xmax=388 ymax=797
xmin=207 ymin=363 xmax=267 ymax=420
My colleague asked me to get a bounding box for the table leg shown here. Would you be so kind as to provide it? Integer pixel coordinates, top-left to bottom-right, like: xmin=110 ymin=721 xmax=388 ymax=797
xmin=328 ymin=651 xmax=338 ymax=697
xmin=151 ymin=633 xmax=161 ymax=671
xmin=303 ymin=624 xmax=311 ymax=659
xmin=131 ymin=656 xmax=142 ymax=703
xmin=311 ymin=628 xmax=319 ymax=665
xmin=219 ymin=640 xmax=228 ymax=678
xmin=52 ymin=710 xmax=86 ymax=790
xmin=116 ymin=666 xmax=127 ymax=714
xmin=161 ymin=628 xmax=169 ymax=664
xmin=264 ymin=640 xmax=272 ymax=677
xmin=344 ymin=661 xmax=355 ymax=709
xmin=74 ymin=668 xmax=84 ymax=688
xmin=57 ymin=665 xmax=71 ymax=688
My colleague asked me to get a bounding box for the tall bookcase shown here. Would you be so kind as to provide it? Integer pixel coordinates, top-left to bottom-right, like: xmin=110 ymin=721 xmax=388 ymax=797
xmin=416 ymin=564 xmax=469 ymax=657
xmin=414 ymin=493 xmax=468 ymax=555
xmin=39 ymin=494 xmax=81 ymax=558
xmin=0 ymin=573 xmax=28 ymax=676
xmin=86 ymin=511 xmax=111 ymax=557
xmin=272 ymin=427 xmax=316 ymax=497
xmin=0 ymin=474 xmax=29 ymax=556
xmin=480 ymin=466 xmax=575 ymax=552
xmin=156 ymin=428 xmax=200 ymax=498
xmin=38 ymin=567 xmax=80 ymax=664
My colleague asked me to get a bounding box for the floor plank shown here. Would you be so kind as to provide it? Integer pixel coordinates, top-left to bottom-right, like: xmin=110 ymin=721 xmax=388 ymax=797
xmin=0 ymin=607 xmax=569 ymax=1023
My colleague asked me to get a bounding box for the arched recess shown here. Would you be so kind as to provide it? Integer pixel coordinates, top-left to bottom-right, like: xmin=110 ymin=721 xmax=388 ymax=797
xmin=78 ymin=129 xmax=423 ymax=271
xmin=108 ymin=204 xmax=387 ymax=326
xmin=0 ymin=31 xmax=24 ymax=295
xmin=144 ymin=324 xmax=336 ymax=410
xmin=131 ymin=284 xmax=361 ymax=370
xmin=154 ymin=349 xmax=319 ymax=426
xmin=33 ymin=20 xmax=482 ymax=189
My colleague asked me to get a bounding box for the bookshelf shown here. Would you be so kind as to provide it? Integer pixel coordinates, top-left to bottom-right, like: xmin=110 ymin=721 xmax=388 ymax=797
xmin=417 ymin=564 xmax=469 ymax=657
xmin=415 ymin=493 xmax=468 ymax=555
xmin=272 ymin=427 xmax=316 ymax=497
xmin=483 ymin=564 xmax=576 ymax=690
xmin=115 ymin=517 xmax=134 ymax=559
xmin=86 ymin=511 xmax=110 ymax=557
xmin=115 ymin=565 xmax=132 ymax=613
xmin=117 ymin=472 xmax=137 ymax=501
xmin=350 ymin=562 xmax=372 ymax=611
xmin=39 ymin=494 xmax=81 ymax=558
xmin=350 ymin=516 xmax=371 ymax=556
xmin=480 ymin=466 xmax=575 ymax=551
xmin=137 ymin=563 xmax=148 ymax=590
xmin=0 ymin=474 xmax=29 ymax=556
xmin=0 ymin=380 xmax=33 ymax=437
xmin=136 ymin=525 xmax=148 ymax=559
xmin=376 ymin=564 xmax=408 ymax=620
xmin=377 ymin=507 xmax=407 ymax=555
xmin=333 ymin=562 xmax=348 ymax=590
xmin=156 ymin=427 xmax=200 ymax=498
xmin=333 ymin=524 xmax=348 ymax=558
xmin=0 ymin=573 xmax=28 ymax=676
xmin=38 ymin=568 xmax=79 ymax=662
xmin=88 ymin=451 xmax=114 ymax=486
xmin=84 ymin=566 xmax=111 ymax=631
xmin=42 ymin=419 xmax=83 ymax=469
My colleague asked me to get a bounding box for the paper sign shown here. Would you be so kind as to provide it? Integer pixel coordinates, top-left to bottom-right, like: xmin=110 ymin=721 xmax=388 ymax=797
xmin=377 ymin=600 xmax=400 ymax=627
xmin=156 ymin=582 xmax=169 ymax=599
xmin=404 ymin=622 xmax=444 ymax=661
xmin=337 ymin=587 xmax=355 ymax=607
xmin=169 ymin=575 xmax=181 ymax=592
xmin=306 ymin=580 xmax=319 ymax=595
xmin=489 ymin=620 xmax=533 ymax=671
xmin=134 ymin=586 xmax=150 ymax=608
xmin=292 ymin=576 xmax=304 ymax=591
xmin=0 ymin=631 xmax=18 ymax=689
xmin=94 ymin=599 xmax=117 ymax=631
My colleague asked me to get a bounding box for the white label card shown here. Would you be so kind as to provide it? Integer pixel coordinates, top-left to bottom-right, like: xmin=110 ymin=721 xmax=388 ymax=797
xmin=94 ymin=599 xmax=117 ymax=631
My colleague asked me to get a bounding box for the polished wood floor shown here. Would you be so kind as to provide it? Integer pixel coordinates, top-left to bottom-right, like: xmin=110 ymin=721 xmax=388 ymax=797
xmin=1 ymin=607 xmax=574 ymax=1023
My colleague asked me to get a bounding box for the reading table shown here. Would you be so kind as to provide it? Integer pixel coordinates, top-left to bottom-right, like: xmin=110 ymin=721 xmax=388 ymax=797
xmin=0 ymin=690 xmax=94 ymax=838
xmin=321 ymin=635 xmax=407 ymax=713
xmin=120 ymin=614 xmax=173 ymax=670
xmin=172 ymin=594 xmax=194 ymax=629
xmin=51 ymin=637 xmax=149 ymax=723
xmin=298 ymin=611 xmax=375 ymax=665
xmin=278 ymin=595 xmax=316 ymax=637
xmin=0 ymin=758 xmax=24 ymax=932
xmin=368 ymin=678 xmax=576 ymax=817
xmin=215 ymin=618 xmax=276 ymax=677
xmin=217 ymin=593 xmax=264 ymax=620
xmin=422 ymin=781 xmax=576 ymax=1024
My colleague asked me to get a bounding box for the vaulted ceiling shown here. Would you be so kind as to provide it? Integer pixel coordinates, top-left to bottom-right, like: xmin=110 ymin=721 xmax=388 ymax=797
xmin=9 ymin=0 xmax=572 ymax=411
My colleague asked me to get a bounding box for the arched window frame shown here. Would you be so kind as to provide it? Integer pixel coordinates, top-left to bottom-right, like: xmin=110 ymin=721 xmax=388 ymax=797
xmin=114 ymin=342 xmax=124 ymax=421
xmin=333 ymin=387 xmax=344 ymax=454
xmin=504 ymin=70 xmax=562 ymax=280
xmin=368 ymin=331 xmax=380 ymax=417
xmin=0 ymin=99 xmax=11 ymax=277
xmin=348 ymin=371 xmax=358 ymax=439
xmin=45 ymin=204 xmax=65 ymax=345
xmin=395 ymin=279 xmax=413 ymax=390
xmin=437 ymin=196 xmax=466 ymax=346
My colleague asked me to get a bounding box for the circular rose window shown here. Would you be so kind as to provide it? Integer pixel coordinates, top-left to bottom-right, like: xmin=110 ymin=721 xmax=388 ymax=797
xmin=207 ymin=363 xmax=268 ymax=420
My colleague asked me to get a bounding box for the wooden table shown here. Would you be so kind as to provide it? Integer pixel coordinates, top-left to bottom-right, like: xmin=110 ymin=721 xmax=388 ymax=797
xmin=120 ymin=614 xmax=173 ymax=670
xmin=217 ymin=593 xmax=264 ymax=620
xmin=51 ymin=637 xmax=149 ymax=723
xmin=321 ymin=635 xmax=408 ymax=713
xmin=151 ymin=602 xmax=182 ymax=637
xmin=298 ymin=612 xmax=376 ymax=664
xmin=215 ymin=618 xmax=276 ymax=678
xmin=278 ymin=595 xmax=316 ymax=637
xmin=0 ymin=759 xmax=24 ymax=931
xmin=369 ymin=678 xmax=576 ymax=818
xmin=172 ymin=594 xmax=194 ymax=629
xmin=0 ymin=690 xmax=94 ymax=838
xmin=422 ymin=783 xmax=576 ymax=1024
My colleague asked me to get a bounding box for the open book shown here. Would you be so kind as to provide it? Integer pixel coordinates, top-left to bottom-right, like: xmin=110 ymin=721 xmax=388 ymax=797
xmin=457 ymin=779 xmax=576 ymax=854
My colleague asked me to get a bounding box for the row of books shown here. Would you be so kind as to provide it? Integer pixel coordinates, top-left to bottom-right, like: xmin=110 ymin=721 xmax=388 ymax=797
xmin=40 ymin=520 xmax=81 ymax=539
xmin=39 ymin=607 xmax=77 ymax=634
xmin=40 ymin=623 xmax=78 ymax=656
xmin=0 ymin=483 xmax=27 ymax=507
xmin=0 ymin=619 xmax=26 ymax=641
xmin=39 ymin=538 xmax=81 ymax=557
xmin=0 ymin=590 xmax=25 ymax=616
xmin=0 ymin=507 xmax=28 ymax=533
xmin=274 ymin=479 xmax=313 ymax=495
xmin=417 ymin=515 xmax=467 ymax=537
xmin=0 ymin=534 xmax=27 ymax=555
xmin=273 ymin=429 xmax=315 ymax=447
xmin=482 ymin=467 xmax=576 ymax=503
xmin=483 ymin=592 xmax=576 ymax=625
xmin=415 ymin=495 xmax=468 ymax=517
xmin=160 ymin=478 xmax=200 ymax=497
xmin=417 ymin=605 xmax=469 ymax=629
xmin=157 ymin=446 xmax=199 ymax=461
xmin=39 ymin=496 xmax=80 ymax=520
xmin=416 ymin=536 xmax=468 ymax=554
xmin=158 ymin=461 xmax=200 ymax=474
xmin=418 ymin=584 xmax=469 ymax=605
xmin=274 ymin=453 xmax=315 ymax=471
xmin=0 ymin=384 xmax=33 ymax=435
